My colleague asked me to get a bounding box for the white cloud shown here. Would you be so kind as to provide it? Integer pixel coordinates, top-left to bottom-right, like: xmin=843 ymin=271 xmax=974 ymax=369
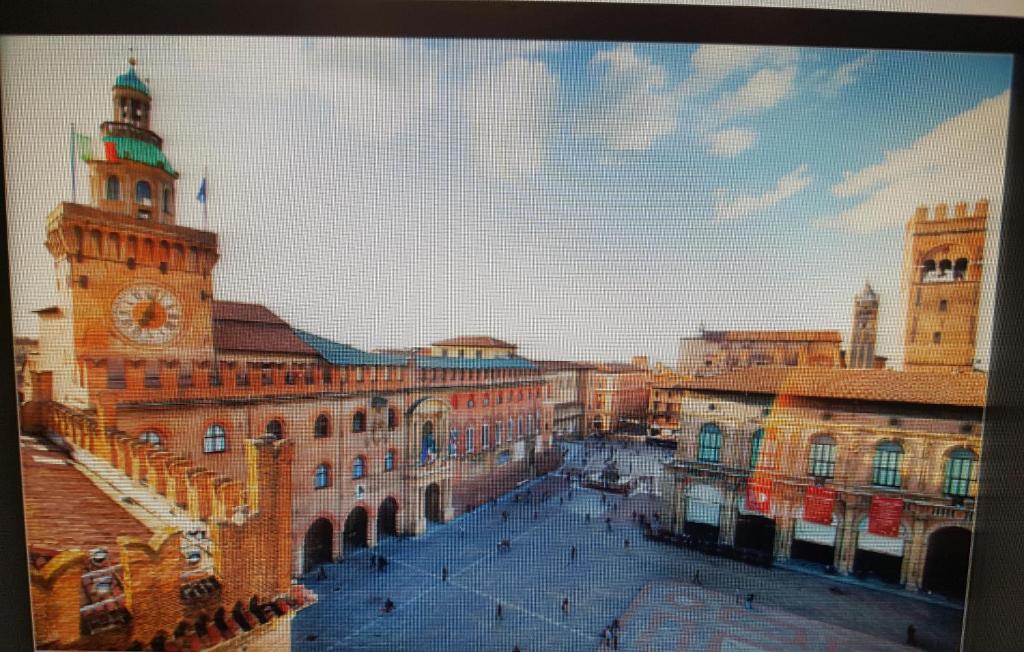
xmin=465 ymin=57 xmax=559 ymax=181
xmin=714 ymin=164 xmax=812 ymax=221
xmin=712 ymin=66 xmax=797 ymax=122
xmin=707 ymin=127 xmax=758 ymax=157
xmin=686 ymin=45 xmax=799 ymax=94
xmin=815 ymin=52 xmax=874 ymax=97
xmin=821 ymin=90 xmax=1009 ymax=233
xmin=577 ymin=44 xmax=677 ymax=150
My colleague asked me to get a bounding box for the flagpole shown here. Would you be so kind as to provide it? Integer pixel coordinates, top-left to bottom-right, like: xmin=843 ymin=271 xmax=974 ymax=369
xmin=70 ymin=123 xmax=76 ymax=203
xmin=202 ymin=166 xmax=208 ymax=230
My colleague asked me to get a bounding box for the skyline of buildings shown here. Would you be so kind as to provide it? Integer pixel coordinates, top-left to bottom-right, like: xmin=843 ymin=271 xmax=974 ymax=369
xmin=1 ymin=37 xmax=1013 ymax=367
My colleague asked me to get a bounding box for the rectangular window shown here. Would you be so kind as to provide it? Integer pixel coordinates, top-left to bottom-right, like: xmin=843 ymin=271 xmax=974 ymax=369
xmin=144 ymin=361 xmax=161 ymax=389
xmin=808 ymin=442 xmax=836 ymax=479
xmin=209 ymin=371 xmax=222 ymax=387
xmin=356 ymin=367 xmax=364 ymax=382
xmin=107 ymin=358 xmax=126 ymax=389
xmin=261 ymin=366 xmax=273 ymax=385
xmin=482 ymin=424 xmax=490 ymax=449
xmin=237 ymin=372 xmax=250 ymax=387
xmin=872 ymin=448 xmax=903 ymax=488
xmin=466 ymin=427 xmax=475 ymax=453
xmin=178 ymin=362 xmax=193 ymax=389
xmin=945 ymin=458 xmax=975 ymax=497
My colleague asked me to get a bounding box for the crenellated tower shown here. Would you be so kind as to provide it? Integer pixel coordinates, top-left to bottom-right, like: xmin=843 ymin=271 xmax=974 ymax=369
xmin=40 ymin=57 xmax=219 ymax=407
xmin=902 ymin=200 xmax=988 ymax=372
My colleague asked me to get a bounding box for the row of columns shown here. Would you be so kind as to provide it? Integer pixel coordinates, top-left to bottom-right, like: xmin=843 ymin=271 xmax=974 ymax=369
xmin=667 ymin=472 xmax=964 ymax=592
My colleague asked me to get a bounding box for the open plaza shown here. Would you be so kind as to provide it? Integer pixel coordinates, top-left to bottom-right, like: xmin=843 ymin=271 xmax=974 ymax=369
xmin=291 ymin=441 xmax=964 ymax=652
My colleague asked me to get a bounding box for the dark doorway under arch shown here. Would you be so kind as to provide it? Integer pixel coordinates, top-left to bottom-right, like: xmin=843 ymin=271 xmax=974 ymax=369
xmin=853 ymin=549 xmax=903 ymax=585
xmin=378 ymin=497 xmax=399 ymax=538
xmin=734 ymin=514 xmax=776 ymax=558
xmin=424 ymin=483 xmax=442 ymax=523
xmin=791 ymin=539 xmax=835 ymax=567
xmin=922 ymin=526 xmax=972 ymax=599
xmin=303 ymin=518 xmax=333 ymax=574
xmin=343 ymin=507 xmax=369 ymax=551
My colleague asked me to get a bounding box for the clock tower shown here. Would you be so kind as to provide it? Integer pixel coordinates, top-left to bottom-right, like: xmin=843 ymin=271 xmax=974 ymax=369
xmin=42 ymin=58 xmax=218 ymax=404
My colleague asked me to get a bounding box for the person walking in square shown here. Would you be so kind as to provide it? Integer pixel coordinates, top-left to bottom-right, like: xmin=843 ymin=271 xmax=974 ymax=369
xmin=745 ymin=593 xmax=754 ymax=610
xmin=561 ymin=597 xmax=570 ymax=615
xmin=316 ymin=564 xmax=326 ymax=580
xmin=570 ymin=545 xmax=577 ymax=562
xmin=624 ymin=538 xmax=630 ymax=549
xmin=906 ymin=624 xmax=917 ymax=646
xmin=496 ymin=603 xmax=503 ymax=620
xmin=442 ymin=565 xmax=448 ymax=582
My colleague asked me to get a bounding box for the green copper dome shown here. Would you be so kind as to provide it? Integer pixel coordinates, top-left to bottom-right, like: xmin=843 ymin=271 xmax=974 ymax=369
xmin=113 ymin=65 xmax=150 ymax=97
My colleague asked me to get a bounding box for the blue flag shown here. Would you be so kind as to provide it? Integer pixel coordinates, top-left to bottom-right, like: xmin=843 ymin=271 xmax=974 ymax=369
xmin=196 ymin=176 xmax=207 ymax=203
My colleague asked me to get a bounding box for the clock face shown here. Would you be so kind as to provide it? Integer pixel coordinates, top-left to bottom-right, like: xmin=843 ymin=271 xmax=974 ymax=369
xmin=112 ymin=285 xmax=183 ymax=345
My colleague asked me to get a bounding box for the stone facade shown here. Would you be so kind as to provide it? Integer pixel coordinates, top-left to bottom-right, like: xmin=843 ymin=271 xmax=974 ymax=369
xmin=902 ymin=201 xmax=988 ymax=372
xmin=679 ymin=329 xmax=842 ymax=377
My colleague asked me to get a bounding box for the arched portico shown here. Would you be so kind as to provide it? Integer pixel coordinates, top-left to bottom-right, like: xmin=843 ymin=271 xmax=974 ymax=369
xmin=922 ymin=526 xmax=972 ymax=599
xmin=302 ymin=518 xmax=334 ymax=574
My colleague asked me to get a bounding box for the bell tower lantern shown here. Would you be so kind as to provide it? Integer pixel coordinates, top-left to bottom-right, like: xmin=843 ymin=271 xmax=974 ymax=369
xmin=112 ymin=57 xmax=152 ymax=130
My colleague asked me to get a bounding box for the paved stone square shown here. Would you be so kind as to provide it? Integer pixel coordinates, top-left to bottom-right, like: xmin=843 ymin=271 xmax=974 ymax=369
xmin=292 ymin=442 xmax=963 ymax=652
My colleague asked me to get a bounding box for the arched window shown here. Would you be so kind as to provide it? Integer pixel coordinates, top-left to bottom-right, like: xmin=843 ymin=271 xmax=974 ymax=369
xmin=352 ymin=456 xmax=366 ymax=479
xmin=204 ymin=424 xmax=227 ymax=453
xmin=352 ymin=411 xmax=366 ymax=433
xmin=136 ymin=180 xmax=152 ymax=206
xmin=388 ymin=408 xmax=397 ymax=431
xmin=385 ymin=450 xmax=395 ymax=472
xmin=162 ymin=187 xmax=172 ymax=214
xmin=808 ymin=435 xmax=837 ymax=479
xmin=314 ymin=414 xmax=329 ymax=438
xmin=697 ymin=423 xmax=722 ymax=463
xmin=138 ymin=431 xmax=162 ymax=448
xmin=872 ymin=441 xmax=903 ymax=488
xmin=265 ymin=419 xmax=283 ymax=440
xmin=314 ymin=463 xmax=330 ymax=489
xmin=944 ymin=448 xmax=977 ymax=498
xmin=921 ymin=259 xmax=937 ymax=282
xmin=953 ymin=258 xmax=968 ymax=281
xmin=106 ymin=175 xmax=120 ymax=200
xmin=749 ymin=429 xmax=764 ymax=469
xmin=939 ymin=299 xmax=948 ymax=312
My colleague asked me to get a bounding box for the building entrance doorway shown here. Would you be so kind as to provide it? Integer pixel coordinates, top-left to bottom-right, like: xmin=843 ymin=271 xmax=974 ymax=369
xmin=303 ymin=518 xmax=333 ymax=573
xmin=378 ymin=497 xmax=399 ymax=538
xmin=343 ymin=507 xmax=368 ymax=551
xmin=424 ymin=483 xmax=442 ymax=523
xmin=922 ymin=526 xmax=972 ymax=599
xmin=854 ymin=520 xmax=905 ymax=584
xmin=734 ymin=514 xmax=776 ymax=558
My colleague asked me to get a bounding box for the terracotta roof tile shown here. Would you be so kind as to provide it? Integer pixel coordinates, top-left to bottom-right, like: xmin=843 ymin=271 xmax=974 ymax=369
xmin=212 ymin=300 xmax=288 ymax=324
xmin=213 ymin=320 xmax=320 ymax=357
xmin=432 ymin=336 xmax=516 ymax=348
xmin=21 ymin=436 xmax=151 ymax=553
xmin=674 ymin=367 xmax=987 ymax=407
xmin=705 ymin=330 xmax=842 ymax=343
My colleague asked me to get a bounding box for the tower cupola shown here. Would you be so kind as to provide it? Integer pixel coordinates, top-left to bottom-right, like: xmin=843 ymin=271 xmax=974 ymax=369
xmin=112 ymin=57 xmax=152 ymax=130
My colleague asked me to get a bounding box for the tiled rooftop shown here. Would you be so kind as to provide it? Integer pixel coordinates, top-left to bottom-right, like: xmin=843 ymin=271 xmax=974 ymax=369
xmin=704 ymin=329 xmax=842 ymax=343
xmin=432 ymin=336 xmax=516 ymax=348
xmin=20 ymin=435 xmax=151 ymax=553
xmin=670 ymin=367 xmax=987 ymax=407
xmin=212 ymin=301 xmax=320 ymax=357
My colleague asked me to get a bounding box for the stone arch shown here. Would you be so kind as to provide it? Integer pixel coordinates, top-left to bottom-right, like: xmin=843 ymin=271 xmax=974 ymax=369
xmin=343 ymin=506 xmax=370 ymax=551
xmin=424 ymin=483 xmax=443 ymax=524
xmin=377 ymin=497 xmax=400 ymax=538
xmin=303 ymin=517 xmax=335 ymax=573
xmin=921 ymin=526 xmax=972 ymax=599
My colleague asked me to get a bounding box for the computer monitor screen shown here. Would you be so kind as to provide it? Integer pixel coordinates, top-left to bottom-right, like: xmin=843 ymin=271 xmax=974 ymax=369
xmin=1 ymin=25 xmax=1016 ymax=652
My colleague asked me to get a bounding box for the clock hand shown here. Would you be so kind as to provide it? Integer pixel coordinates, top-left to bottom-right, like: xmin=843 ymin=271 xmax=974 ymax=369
xmin=139 ymin=299 xmax=158 ymax=327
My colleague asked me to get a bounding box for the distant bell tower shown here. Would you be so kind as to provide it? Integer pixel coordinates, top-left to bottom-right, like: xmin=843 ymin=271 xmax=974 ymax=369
xmin=902 ymin=200 xmax=988 ymax=372
xmin=849 ymin=282 xmax=879 ymax=369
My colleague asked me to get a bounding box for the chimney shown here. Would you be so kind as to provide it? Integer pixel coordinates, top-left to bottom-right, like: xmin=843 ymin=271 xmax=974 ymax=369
xmin=934 ymin=204 xmax=948 ymax=221
xmin=954 ymin=202 xmax=968 ymax=219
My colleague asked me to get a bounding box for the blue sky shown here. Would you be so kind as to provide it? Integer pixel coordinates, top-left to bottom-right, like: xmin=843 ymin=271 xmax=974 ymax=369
xmin=1 ymin=37 xmax=1013 ymax=367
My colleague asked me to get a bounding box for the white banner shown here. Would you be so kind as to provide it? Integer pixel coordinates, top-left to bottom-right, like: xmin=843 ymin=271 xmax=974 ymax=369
xmin=513 ymin=440 xmax=525 ymax=461
xmin=794 ymin=519 xmax=838 ymax=547
xmin=857 ymin=530 xmax=905 ymax=557
xmin=686 ymin=499 xmax=721 ymax=526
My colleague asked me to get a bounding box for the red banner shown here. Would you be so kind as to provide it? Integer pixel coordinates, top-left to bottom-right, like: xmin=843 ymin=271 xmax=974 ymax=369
xmin=868 ymin=496 xmax=904 ymax=537
xmin=745 ymin=479 xmax=772 ymax=514
xmin=803 ymin=486 xmax=836 ymax=525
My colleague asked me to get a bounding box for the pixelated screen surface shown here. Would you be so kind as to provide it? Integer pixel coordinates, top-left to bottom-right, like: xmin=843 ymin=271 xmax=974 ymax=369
xmin=1 ymin=35 xmax=1013 ymax=651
